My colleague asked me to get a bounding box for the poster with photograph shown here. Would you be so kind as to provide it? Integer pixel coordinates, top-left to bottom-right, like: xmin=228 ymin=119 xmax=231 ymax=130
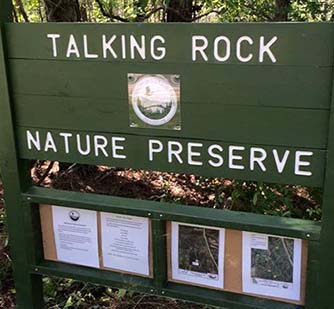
xmin=242 ymin=232 xmax=302 ymax=301
xmin=171 ymin=222 xmax=225 ymax=288
xmin=101 ymin=213 xmax=150 ymax=276
xmin=52 ymin=206 xmax=99 ymax=268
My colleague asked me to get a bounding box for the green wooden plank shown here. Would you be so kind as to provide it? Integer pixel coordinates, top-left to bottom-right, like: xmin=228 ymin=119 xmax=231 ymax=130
xmin=152 ymin=220 xmax=168 ymax=289
xmin=304 ymin=241 xmax=320 ymax=309
xmin=23 ymin=186 xmax=321 ymax=240
xmin=13 ymin=96 xmax=328 ymax=149
xmin=33 ymin=261 xmax=297 ymax=309
xmin=24 ymin=200 xmax=44 ymax=266
xmin=0 ymin=20 xmax=44 ymax=309
xmin=5 ymin=22 xmax=334 ymax=66
xmin=164 ymin=283 xmax=298 ymax=309
xmin=318 ymin=40 xmax=334 ymax=309
xmin=16 ymin=127 xmax=325 ymax=186
xmin=32 ymin=260 xmax=155 ymax=293
xmin=9 ymin=60 xmax=332 ymax=109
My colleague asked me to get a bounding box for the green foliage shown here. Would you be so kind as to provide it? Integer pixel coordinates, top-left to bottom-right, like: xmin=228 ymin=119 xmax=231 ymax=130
xmin=252 ymin=237 xmax=294 ymax=283
xmin=14 ymin=0 xmax=334 ymax=23
xmin=0 ymin=207 xmax=13 ymax=297
xmin=214 ymin=180 xmax=322 ymax=220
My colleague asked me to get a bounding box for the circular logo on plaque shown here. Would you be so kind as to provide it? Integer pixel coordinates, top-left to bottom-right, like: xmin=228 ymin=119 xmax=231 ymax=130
xmin=69 ymin=210 xmax=80 ymax=221
xmin=131 ymin=75 xmax=178 ymax=126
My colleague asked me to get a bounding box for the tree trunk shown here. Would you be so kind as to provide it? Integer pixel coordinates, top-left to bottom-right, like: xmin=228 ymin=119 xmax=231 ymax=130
xmin=42 ymin=0 xmax=84 ymax=173
xmin=14 ymin=0 xmax=29 ymax=22
xmin=274 ymin=0 xmax=290 ymax=21
xmin=167 ymin=0 xmax=193 ymax=22
xmin=43 ymin=0 xmax=81 ymax=22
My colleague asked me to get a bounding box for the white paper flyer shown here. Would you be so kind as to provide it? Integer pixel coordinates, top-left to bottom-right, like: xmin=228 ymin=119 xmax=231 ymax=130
xmin=101 ymin=213 xmax=150 ymax=276
xmin=52 ymin=206 xmax=99 ymax=268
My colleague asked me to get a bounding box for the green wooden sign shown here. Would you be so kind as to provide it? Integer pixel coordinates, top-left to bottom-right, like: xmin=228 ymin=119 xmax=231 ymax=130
xmin=1 ymin=2 xmax=334 ymax=308
xmin=9 ymin=23 xmax=332 ymax=187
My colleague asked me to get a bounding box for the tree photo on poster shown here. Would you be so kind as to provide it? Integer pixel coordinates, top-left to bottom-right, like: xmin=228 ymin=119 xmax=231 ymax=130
xmin=171 ymin=222 xmax=225 ymax=288
xmin=242 ymin=232 xmax=302 ymax=301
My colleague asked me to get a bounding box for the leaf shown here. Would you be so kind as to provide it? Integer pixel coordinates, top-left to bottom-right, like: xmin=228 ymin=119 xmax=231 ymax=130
xmin=116 ymin=288 xmax=127 ymax=300
xmin=64 ymin=296 xmax=73 ymax=308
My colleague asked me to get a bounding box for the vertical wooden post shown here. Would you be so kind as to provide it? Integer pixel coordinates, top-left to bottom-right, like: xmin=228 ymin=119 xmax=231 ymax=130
xmin=152 ymin=218 xmax=167 ymax=291
xmin=0 ymin=2 xmax=44 ymax=308
xmin=318 ymin=60 xmax=334 ymax=308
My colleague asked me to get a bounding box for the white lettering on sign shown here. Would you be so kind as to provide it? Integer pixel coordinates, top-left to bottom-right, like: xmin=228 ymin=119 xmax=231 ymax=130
xmin=295 ymin=151 xmax=313 ymax=176
xmin=272 ymin=149 xmax=290 ymax=173
xmin=191 ymin=35 xmax=277 ymax=63
xmin=168 ymin=141 xmax=183 ymax=164
xmin=208 ymin=144 xmax=224 ymax=167
xmin=66 ymin=34 xmax=80 ymax=58
xmin=77 ymin=134 xmax=91 ymax=156
xmin=250 ymin=147 xmax=267 ymax=171
xmin=151 ymin=35 xmax=166 ymax=60
xmin=192 ymin=36 xmax=209 ymax=61
xmin=59 ymin=132 xmax=72 ymax=154
xmin=112 ymin=137 xmax=127 ymax=159
xmin=102 ymin=34 xmax=117 ymax=59
xmin=46 ymin=34 xmax=278 ymax=63
xmin=26 ymin=130 xmax=127 ymax=160
xmin=47 ymin=34 xmax=60 ymax=57
xmin=130 ymin=35 xmax=146 ymax=60
xmin=83 ymin=35 xmax=98 ymax=58
xmin=259 ymin=36 xmax=278 ymax=63
xmin=149 ymin=139 xmax=163 ymax=161
xmin=188 ymin=142 xmax=203 ymax=166
xmin=236 ymin=36 xmax=253 ymax=62
xmin=25 ymin=130 xmax=314 ymax=178
xmin=214 ymin=36 xmax=231 ymax=62
xmin=27 ymin=130 xmax=41 ymax=150
xmin=229 ymin=146 xmax=245 ymax=170
xmin=94 ymin=135 xmax=109 ymax=157
xmin=44 ymin=132 xmax=57 ymax=152
xmin=47 ymin=33 xmax=167 ymax=61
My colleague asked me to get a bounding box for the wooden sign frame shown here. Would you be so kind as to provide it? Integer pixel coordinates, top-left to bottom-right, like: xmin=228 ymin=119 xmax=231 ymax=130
xmin=0 ymin=2 xmax=332 ymax=309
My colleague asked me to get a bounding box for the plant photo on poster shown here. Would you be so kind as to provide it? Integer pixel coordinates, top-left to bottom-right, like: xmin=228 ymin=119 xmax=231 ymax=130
xmin=171 ymin=222 xmax=225 ymax=288
xmin=242 ymin=232 xmax=302 ymax=301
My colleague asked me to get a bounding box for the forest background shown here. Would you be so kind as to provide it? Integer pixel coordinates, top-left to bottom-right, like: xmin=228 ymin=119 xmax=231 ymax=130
xmin=0 ymin=0 xmax=332 ymax=308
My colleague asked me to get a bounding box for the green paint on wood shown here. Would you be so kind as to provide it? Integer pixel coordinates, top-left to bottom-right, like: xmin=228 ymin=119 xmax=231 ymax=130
xmin=10 ymin=60 xmax=332 ymax=109
xmin=16 ymin=127 xmax=326 ymax=186
xmin=5 ymin=23 xmax=334 ymax=66
xmin=1 ymin=21 xmax=334 ymax=309
xmin=0 ymin=23 xmax=44 ymax=309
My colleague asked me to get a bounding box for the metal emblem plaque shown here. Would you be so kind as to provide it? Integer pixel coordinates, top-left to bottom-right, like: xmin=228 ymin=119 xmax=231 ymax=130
xmin=128 ymin=73 xmax=181 ymax=130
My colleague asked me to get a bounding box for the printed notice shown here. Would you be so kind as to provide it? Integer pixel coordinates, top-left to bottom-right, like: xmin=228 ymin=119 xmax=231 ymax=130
xmin=52 ymin=206 xmax=99 ymax=268
xmin=101 ymin=213 xmax=150 ymax=276
xmin=171 ymin=222 xmax=225 ymax=288
xmin=242 ymin=232 xmax=302 ymax=301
